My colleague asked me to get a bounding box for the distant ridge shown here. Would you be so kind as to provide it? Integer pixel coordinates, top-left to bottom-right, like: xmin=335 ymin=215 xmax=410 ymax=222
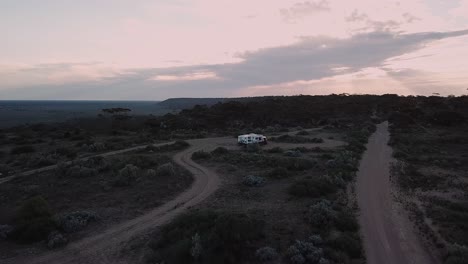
xmin=156 ymin=97 xmax=273 ymax=110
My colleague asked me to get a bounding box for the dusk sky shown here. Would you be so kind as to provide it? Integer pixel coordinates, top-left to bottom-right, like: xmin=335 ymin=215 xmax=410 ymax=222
xmin=1 ymin=0 xmax=468 ymax=100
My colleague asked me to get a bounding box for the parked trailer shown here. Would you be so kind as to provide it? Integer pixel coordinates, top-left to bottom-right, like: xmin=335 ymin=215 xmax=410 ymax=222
xmin=237 ymin=133 xmax=267 ymax=145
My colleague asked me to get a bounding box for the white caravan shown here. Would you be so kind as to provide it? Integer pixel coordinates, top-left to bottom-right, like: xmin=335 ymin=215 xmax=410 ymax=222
xmin=237 ymin=133 xmax=267 ymax=145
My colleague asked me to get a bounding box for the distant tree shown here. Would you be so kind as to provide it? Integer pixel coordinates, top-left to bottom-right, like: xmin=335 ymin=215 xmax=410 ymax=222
xmin=101 ymin=108 xmax=131 ymax=115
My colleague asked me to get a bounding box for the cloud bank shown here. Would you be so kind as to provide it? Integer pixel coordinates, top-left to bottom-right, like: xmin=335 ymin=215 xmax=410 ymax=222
xmin=1 ymin=29 xmax=467 ymax=99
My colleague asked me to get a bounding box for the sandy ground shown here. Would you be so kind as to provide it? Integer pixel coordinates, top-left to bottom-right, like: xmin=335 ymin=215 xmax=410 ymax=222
xmin=356 ymin=122 xmax=438 ymax=264
xmin=3 ymin=138 xmax=223 ymax=264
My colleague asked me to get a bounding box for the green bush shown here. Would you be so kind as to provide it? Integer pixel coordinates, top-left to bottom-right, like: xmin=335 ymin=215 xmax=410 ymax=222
xmin=147 ymin=210 xmax=264 ymax=264
xmin=12 ymin=196 xmax=56 ymax=243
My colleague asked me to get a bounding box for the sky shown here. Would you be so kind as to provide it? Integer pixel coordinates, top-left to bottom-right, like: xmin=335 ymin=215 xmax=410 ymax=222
xmin=1 ymin=0 xmax=468 ymax=100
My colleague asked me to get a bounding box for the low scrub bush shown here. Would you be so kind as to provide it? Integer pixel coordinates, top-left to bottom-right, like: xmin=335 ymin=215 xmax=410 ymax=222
xmin=284 ymin=150 xmax=302 ymax=157
xmin=10 ymin=145 xmax=35 ymax=155
xmin=255 ymin=246 xmax=278 ymax=262
xmin=306 ymin=199 xmax=337 ymax=230
xmin=286 ymin=235 xmax=328 ymax=264
xmin=11 ymin=196 xmax=56 ymax=243
xmin=271 ymin=135 xmax=323 ymax=144
xmin=147 ymin=210 xmax=264 ymax=264
xmin=296 ymin=130 xmax=310 ymax=136
xmin=146 ymin=169 xmax=157 ymax=177
xmin=246 ymin=143 xmax=261 ymax=153
xmin=147 ymin=140 xmax=190 ymax=152
xmin=328 ymin=232 xmax=363 ymax=259
xmin=114 ymin=164 xmax=140 ymax=186
xmin=55 ymin=211 xmax=97 ymax=233
xmin=66 ymin=165 xmax=98 ymax=178
xmin=334 ymin=209 xmax=359 ymax=232
xmin=47 ymin=231 xmax=68 ymax=249
xmin=0 ymin=225 xmax=14 ymax=239
xmin=445 ymin=244 xmax=468 ymax=264
xmin=267 ymin=147 xmax=284 ymax=153
xmin=211 ymin=147 xmax=229 ymax=155
xmin=192 ymin=150 xmax=212 ymax=160
xmin=288 ymin=176 xmax=339 ymax=198
xmin=266 ymin=167 xmax=289 ymax=179
xmin=242 ymin=175 xmax=266 ymax=187
xmin=156 ymin=163 xmax=175 ymax=177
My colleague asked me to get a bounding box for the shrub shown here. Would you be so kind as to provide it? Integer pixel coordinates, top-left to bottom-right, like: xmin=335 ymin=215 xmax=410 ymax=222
xmin=296 ymin=130 xmax=310 ymax=136
xmin=10 ymin=145 xmax=35 ymax=155
xmin=12 ymin=196 xmax=56 ymax=243
xmin=146 ymin=169 xmax=157 ymax=178
xmin=246 ymin=143 xmax=261 ymax=153
xmin=54 ymin=147 xmax=77 ymax=159
xmin=267 ymin=147 xmax=284 ymax=153
xmin=286 ymin=235 xmax=328 ymax=264
xmin=47 ymin=231 xmax=68 ymax=249
xmin=192 ymin=150 xmax=212 ymax=160
xmin=242 ymin=175 xmax=266 ymax=187
xmin=174 ymin=140 xmax=190 ymax=149
xmin=445 ymin=244 xmax=468 ymax=264
xmin=267 ymin=167 xmax=289 ymax=178
xmin=0 ymin=225 xmax=13 ymax=239
xmin=55 ymin=211 xmax=97 ymax=233
xmin=334 ymin=209 xmax=359 ymax=232
xmin=148 ymin=140 xmax=190 ymax=152
xmin=271 ymin=135 xmax=323 ymax=144
xmin=211 ymin=147 xmax=229 ymax=155
xmin=83 ymin=156 xmax=109 ymax=172
xmin=255 ymin=246 xmax=278 ymax=262
xmin=147 ymin=210 xmax=264 ymax=264
xmin=328 ymin=232 xmax=363 ymax=258
xmin=285 ymin=150 xmax=302 ymax=157
xmin=156 ymin=163 xmax=175 ymax=177
xmin=288 ymin=176 xmax=339 ymax=198
xmin=306 ymin=199 xmax=337 ymax=230
xmin=114 ymin=164 xmax=140 ymax=186
xmin=66 ymin=165 xmax=98 ymax=178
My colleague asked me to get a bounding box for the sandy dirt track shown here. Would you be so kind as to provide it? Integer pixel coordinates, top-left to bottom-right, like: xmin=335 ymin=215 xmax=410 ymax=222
xmin=4 ymin=138 xmax=222 ymax=264
xmin=356 ymin=122 xmax=438 ymax=264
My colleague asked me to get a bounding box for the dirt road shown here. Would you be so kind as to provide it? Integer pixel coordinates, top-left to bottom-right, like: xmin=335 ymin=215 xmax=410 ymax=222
xmin=6 ymin=139 xmax=222 ymax=264
xmin=356 ymin=122 xmax=437 ymax=264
